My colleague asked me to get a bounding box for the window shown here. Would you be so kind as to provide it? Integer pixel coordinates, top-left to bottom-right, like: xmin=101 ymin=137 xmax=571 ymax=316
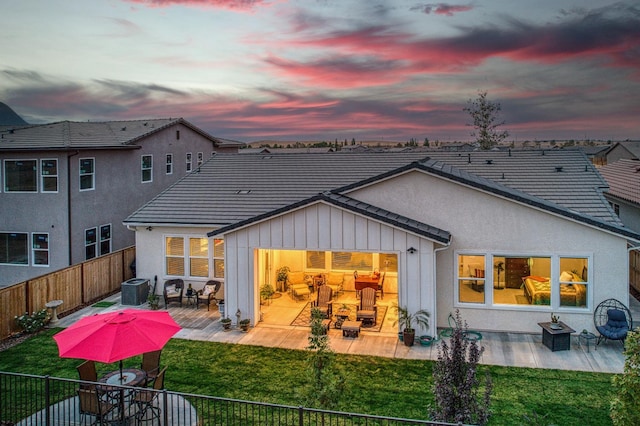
xmin=100 ymin=225 xmax=111 ymax=256
xmin=165 ymin=237 xmax=185 ymax=276
xmin=4 ymin=160 xmax=37 ymax=192
xmin=331 ymin=251 xmax=373 ymax=270
xmin=379 ymin=253 xmax=398 ymax=273
xmin=189 ymin=238 xmax=209 ymax=277
xmin=141 ymin=155 xmax=152 ymax=183
xmin=79 ymin=158 xmax=95 ymax=191
xmin=306 ymin=251 xmax=326 ymax=269
xmin=32 ymin=233 xmax=49 ymax=266
xmin=458 ymin=254 xmax=486 ymax=304
xmin=85 ymin=228 xmax=97 ymax=260
xmin=166 ymin=154 xmax=173 ymax=175
xmin=197 ymin=152 xmax=203 ymax=167
xmin=176 ymin=130 xmax=180 ymax=140
xmin=186 ymin=153 xmax=192 ymax=172
xmin=0 ymin=232 xmax=28 ymax=265
xmin=456 ymin=252 xmax=590 ymax=309
xmin=41 ymin=159 xmax=58 ymax=192
xmin=213 ymin=238 xmax=224 ymax=278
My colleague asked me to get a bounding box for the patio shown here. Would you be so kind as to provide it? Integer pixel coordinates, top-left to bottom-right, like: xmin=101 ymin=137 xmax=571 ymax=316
xmin=54 ymin=290 xmax=640 ymax=375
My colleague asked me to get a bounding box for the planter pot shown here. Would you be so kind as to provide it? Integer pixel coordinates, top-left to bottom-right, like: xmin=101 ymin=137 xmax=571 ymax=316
xmin=419 ymin=335 xmax=434 ymax=346
xmin=403 ymin=330 xmax=415 ymax=347
xmin=221 ymin=321 xmax=232 ymax=331
xmin=240 ymin=325 xmax=250 ymax=332
xmin=398 ymin=332 xmax=404 ymax=342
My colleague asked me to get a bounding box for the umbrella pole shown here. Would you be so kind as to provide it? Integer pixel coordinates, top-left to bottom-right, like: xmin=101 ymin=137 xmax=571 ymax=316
xmin=119 ymin=359 xmax=124 ymax=381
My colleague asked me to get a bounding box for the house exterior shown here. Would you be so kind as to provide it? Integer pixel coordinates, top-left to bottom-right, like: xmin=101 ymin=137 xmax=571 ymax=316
xmin=599 ymin=159 xmax=640 ymax=234
xmin=0 ymin=118 xmax=243 ymax=287
xmin=125 ymin=150 xmax=640 ymax=337
xmin=605 ymin=141 xmax=640 ymax=164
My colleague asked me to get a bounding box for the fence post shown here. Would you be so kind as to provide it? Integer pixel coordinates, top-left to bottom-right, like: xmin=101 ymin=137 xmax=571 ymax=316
xmin=44 ymin=375 xmax=51 ymax=426
xmin=298 ymin=406 xmax=304 ymax=426
xmin=162 ymin=389 xmax=169 ymax=425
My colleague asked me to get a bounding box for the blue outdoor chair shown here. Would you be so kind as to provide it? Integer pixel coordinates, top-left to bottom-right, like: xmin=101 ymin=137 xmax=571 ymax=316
xmin=594 ymin=298 xmax=633 ymax=346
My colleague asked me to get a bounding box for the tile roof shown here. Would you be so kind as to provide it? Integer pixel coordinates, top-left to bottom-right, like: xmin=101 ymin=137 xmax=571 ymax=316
xmin=124 ymin=150 xmax=639 ymax=241
xmin=599 ymin=159 xmax=640 ymax=206
xmin=0 ymin=118 xmax=237 ymax=150
xmin=605 ymin=141 xmax=640 ymax=158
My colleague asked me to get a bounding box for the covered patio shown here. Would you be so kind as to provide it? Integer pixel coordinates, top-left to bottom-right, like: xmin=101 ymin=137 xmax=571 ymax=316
xmin=54 ymin=291 xmax=639 ymax=375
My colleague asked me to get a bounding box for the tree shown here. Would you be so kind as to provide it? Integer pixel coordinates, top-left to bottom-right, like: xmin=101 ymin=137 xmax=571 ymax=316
xmin=610 ymin=329 xmax=640 ymax=425
xmin=298 ymin=307 xmax=344 ymax=410
xmin=431 ymin=310 xmax=492 ymax=425
xmin=463 ymin=91 xmax=508 ymax=150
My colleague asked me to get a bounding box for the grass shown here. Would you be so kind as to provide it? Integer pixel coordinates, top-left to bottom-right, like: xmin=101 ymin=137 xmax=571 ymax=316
xmin=0 ymin=329 xmax=616 ymax=426
xmin=91 ymin=301 xmax=117 ymax=308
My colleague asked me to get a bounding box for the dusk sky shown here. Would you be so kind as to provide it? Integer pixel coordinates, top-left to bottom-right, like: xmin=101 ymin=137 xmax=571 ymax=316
xmin=2 ymin=0 xmax=639 ymax=142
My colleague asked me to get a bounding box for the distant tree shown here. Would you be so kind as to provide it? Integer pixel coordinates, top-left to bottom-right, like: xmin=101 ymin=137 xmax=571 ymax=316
xmin=464 ymin=91 xmax=509 ymax=150
xmin=351 ymin=137 xmax=356 ymax=145
xmin=424 ymin=138 xmax=430 ymax=147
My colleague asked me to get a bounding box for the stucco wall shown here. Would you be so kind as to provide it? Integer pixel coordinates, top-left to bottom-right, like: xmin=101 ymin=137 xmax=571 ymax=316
xmin=348 ymin=170 xmax=630 ymax=334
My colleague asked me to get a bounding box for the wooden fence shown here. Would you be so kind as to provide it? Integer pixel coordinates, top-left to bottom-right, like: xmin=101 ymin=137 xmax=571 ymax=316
xmin=0 ymin=247 xmax=135 ymax=341
xmin=631 ymin=249 xmax=640 ymax=294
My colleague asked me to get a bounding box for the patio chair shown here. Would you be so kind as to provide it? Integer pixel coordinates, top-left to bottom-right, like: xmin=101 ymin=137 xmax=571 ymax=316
xmin=594 ymin=298 xmax=633 ymax=346
xmin=356 ymin=287 xmax=378 ymax=326
xmin=287 ymin=271 xmax=310 ymax=300
xmin=78 ymin=387 xmax=117 ymax=426
xmin=197 ymin=280 xmax=223 ymax=310
xmin=133 ymin=366 xmax=167 ymax=424
xmin=376 ymin=272 xmax=385 ymax=300
xmin=325 ymin=272 xmax=344 ymax=298
xmin=163 ymin=279 xmax=184 ymax=308
xmin=77 ymin=360 xmax=97 ymax=390
xmin=141 ymin=350 xmax=162 ymax=387
xmin=312 ymin=285 xmax=333 ymax=319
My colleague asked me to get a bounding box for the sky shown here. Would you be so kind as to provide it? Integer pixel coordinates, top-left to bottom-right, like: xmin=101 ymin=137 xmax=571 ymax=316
xmin=1 ymin=0 xmax=639 ymax=143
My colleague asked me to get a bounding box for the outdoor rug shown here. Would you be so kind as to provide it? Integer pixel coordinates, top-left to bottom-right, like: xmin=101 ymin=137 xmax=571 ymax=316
xmin=91 ymin=301 xmax=116 ymax=308
xmin=291 ymin=302 xmax=387 ymax=332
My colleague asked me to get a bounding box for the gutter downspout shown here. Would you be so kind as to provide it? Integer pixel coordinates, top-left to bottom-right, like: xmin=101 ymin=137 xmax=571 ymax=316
xmin=628 ymin=244 xmax=640 ymax=303
xmin=67 ymin=150 xmax=79 ymax=265
xmin=432 ymin=238 xmax=452 ymax=340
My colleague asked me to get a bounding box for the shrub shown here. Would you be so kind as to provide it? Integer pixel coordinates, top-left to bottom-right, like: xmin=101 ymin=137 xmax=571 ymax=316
xmin=431 ymin=309 xmax=492 ymax=425
xmin=610 ymin=328 xmax=640 ymax=426
xmin=15 ymin=309 xmax=50 ymax=334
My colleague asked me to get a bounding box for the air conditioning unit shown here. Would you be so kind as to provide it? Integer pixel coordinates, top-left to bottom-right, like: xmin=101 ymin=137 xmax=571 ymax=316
xmin=121 ymin=278 xmax=150 ymax=306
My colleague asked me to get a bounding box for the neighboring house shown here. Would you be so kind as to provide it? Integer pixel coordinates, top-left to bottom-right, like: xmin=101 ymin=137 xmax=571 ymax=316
xmin=605 ymin=141 xmax=640 ymax=164
xmin=599 ymin=159 xmax=640 ymax=234
xmin=0 ymin=118 xmax=243 ymax=287
xmin=125 ymin=150 xmax=640 ymax=337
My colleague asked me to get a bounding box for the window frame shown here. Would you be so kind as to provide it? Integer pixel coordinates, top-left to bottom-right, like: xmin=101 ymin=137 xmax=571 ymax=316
xmin=0 ymin=232 xmax=29 ymax=265
xmin=186 ymin=153 xmax=192 ymax=172
xmin=141 ymin=154 xmax=153 ymax=183
xmin=99 ymin=224 xmax=112 ymax=256
xmin=197 ymin=152 xmax=203 ymax=167
xmin=40 ymin=159 xmax=58 ymax=193
xmin=166 ymin=154 xmax=173 ymax=175
xmin=79 ymin=158 xmax=95 ymax=191
xmin=32 ymin=233 xmax=49 ymax=267
xmin=164 ymin=235 xmax=212 ymax=279
xmin=4 ymin=159 xmax=37 ymax=192
xmin=85 ymin=227 xmax=97 ymax=260
xmin=454 ymin=250 xmax=592 ymax=311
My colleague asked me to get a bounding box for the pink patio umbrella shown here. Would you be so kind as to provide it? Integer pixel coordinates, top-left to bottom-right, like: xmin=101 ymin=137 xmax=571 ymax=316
xmin=53 ymin=309 xmax=181 ymax=382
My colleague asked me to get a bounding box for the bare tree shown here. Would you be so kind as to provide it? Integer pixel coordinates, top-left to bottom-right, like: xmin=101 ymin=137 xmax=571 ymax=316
xmin=464 ymin=91 xmax=509 ymax=150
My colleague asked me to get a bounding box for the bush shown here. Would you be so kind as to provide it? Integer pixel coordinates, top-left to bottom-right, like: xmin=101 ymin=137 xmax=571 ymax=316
xmin=610 ymin=328 xmax=640 ymax=425
xmin=431 ymin=310 xmax=492 ymax=425
xmin=15 ymin=309 xmax=50 ymax=334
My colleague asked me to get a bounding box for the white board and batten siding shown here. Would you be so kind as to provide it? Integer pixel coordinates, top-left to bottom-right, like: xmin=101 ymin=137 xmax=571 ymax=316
xmin=223 ymin=202 xmax=438 ymax=335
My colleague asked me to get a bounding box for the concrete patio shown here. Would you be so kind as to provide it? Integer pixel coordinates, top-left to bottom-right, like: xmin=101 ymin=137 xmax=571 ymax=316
xmin=54 ymin=291 xmax=640 ymax=375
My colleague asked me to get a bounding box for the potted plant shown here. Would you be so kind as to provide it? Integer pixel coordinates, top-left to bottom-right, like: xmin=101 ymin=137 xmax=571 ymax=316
xmin=393 ymin=305 xmax=430 ymax=347
xmin=276 ymin=266 xmax=290 ymax=292
xmin=550 ymin=313 xmax=561 ymax=329
xmin=260 ymin=283 xmax=275 ymax=305
xmin=239 ymin=318 xmax=250 ymax=332
xmin=221 ymin=317 xmax=232 ymax=331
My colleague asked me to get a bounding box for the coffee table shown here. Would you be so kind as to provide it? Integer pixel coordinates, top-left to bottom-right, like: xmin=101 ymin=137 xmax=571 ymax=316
xmin=538 ymin=321 xmax=575 ymax=351
xmin=342 ymin=320 xmax=362 ymax=338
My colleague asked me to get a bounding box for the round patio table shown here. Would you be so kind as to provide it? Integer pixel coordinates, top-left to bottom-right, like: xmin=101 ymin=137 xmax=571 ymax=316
xmin=100 ymin=368 xmax=147 ymax=387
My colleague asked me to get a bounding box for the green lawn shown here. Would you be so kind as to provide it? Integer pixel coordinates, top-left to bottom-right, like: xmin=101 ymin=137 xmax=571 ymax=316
xmin=0 ymin=329 xmax=616 ymax=426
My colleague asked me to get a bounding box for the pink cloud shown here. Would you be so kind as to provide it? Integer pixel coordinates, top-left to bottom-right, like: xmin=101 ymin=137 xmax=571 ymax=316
xmin=123 ymin=0 xmax=271 ymax=11
xmin=411 ymin=3 xmax=474 ymax=16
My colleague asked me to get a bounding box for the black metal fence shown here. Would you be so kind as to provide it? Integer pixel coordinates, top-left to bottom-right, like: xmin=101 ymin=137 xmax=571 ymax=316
xmin=0 ymin=371 xmax=464 ymax=426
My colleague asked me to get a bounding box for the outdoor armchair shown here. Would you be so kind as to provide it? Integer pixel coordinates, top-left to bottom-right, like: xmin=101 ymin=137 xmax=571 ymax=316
xmin=163 ymin=279 xmax=184 ymax=308
xmin=325 ymin=272 xmax=344 ymax=298
xmin=141 ymin=350 xmax=162 ymax=387
xmin=76 ymin=360 xmax=97 ymax=390
xmin=594 ymin=298 xmax=633 ymax=346
xmin=356 ymin=287 xmax=378 ymax=326
xmin=197 ymin=280 xmax=223 ymax=310
xmin=133 ymin=366 xmax=168 ymax=424
xmin=312 ymin=285 xmax=333 ymax=318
